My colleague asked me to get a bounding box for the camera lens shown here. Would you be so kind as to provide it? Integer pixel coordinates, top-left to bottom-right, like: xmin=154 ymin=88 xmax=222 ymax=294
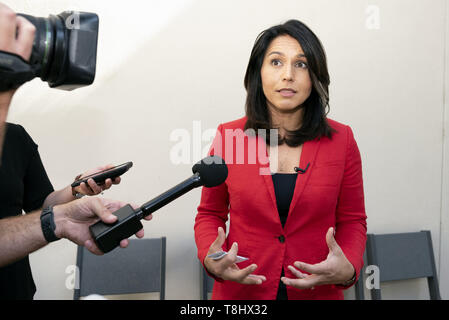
xmin=17 ymin=12 xmax=99 ymax=91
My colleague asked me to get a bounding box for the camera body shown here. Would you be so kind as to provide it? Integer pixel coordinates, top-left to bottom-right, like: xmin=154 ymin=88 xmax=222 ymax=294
xmin=0 ymin=11 xmax=99 ymax=91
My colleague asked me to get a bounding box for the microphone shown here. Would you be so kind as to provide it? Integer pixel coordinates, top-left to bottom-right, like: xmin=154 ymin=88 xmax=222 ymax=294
xmin=89 ymin=155 xmax=228 ymax=253
xmin=294 ymin=163 xmax=310 ymax=174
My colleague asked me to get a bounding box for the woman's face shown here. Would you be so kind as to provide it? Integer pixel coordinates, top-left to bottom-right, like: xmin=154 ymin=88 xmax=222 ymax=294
xmin=260 ymin=35 xmax=312 ymax=114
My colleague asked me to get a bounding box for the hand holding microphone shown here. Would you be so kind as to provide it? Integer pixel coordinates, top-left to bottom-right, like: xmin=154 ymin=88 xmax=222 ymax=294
xmin=89 ymin=156 xmax=228 ymax=253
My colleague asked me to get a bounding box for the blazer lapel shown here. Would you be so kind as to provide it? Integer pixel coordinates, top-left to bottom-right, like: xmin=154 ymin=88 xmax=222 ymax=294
xmin=256 ymin=136 xmax=322 ymax=228
xmin=287 ymin=138 xmax=322 ymax=218
xmin=255 ymin=136 xmax=279 ymax=221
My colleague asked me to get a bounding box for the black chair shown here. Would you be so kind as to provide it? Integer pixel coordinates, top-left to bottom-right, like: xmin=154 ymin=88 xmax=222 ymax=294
xmin=365 ymin=230 xmax=441 ymax=300
xmin=200 ymin=262 xmax=214 ymax=300
xmin=353 ymin=250 xmax=368 ymax=300
xmin=74 ymin=237 xmax=166 ymax=300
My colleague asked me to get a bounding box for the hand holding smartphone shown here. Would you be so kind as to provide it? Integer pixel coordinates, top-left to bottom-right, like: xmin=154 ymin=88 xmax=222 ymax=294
xmin=71 ymin=162 xmax=133 ymax=188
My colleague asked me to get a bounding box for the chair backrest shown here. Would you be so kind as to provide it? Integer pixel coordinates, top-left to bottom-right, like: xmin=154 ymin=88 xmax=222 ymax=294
xmin=200 ymin=262 xmax=214 ymax=300
xmin=353 ymin=250 xmax=367 ymax=300
xmin=365 ymin=230 xmax=440 ymax=300
xmin=74 ymin=237 xmax=166 ymax=300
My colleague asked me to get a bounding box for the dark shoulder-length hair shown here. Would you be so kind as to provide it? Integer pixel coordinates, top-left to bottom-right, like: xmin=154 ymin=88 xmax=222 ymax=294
xmin=244 ymin=19 xmax=334 ymax=147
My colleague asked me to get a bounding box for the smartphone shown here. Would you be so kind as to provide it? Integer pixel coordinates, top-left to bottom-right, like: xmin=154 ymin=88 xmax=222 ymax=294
xmin=71 ymin=162 xmax=133 ymax=188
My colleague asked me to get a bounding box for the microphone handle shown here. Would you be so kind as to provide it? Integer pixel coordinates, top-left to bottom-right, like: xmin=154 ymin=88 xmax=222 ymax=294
xmin=136 ymin=172 xmax=201 ymax=219
xmin=89 ymin=172 xmax=202 ymax=253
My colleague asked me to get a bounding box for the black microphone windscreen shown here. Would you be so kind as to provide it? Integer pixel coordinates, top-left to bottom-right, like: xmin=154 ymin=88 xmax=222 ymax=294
xmin=192 ymin=155 xmax=228 ymax=187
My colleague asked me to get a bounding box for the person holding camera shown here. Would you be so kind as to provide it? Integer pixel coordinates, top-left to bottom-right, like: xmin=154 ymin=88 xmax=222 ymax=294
xmin=0 ymin=2 xmax=152 ymax=299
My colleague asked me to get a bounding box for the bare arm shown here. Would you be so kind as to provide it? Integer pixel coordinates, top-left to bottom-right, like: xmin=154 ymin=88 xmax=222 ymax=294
xmin=0 ymin=197 xmax=152 ymax=268
xmin=0 ymin=210 xmax=47 ymax=267
xmin=42 ymin=186 xmax=75 ymax=208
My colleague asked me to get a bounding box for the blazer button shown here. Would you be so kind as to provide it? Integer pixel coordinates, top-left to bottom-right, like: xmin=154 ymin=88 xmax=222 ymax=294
xmin=278 ymin=235 xmax=285 ymax=243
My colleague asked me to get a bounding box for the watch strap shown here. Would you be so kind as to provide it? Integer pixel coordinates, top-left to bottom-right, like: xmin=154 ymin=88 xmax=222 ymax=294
xmin=72 ymin=174 xmax=85 ymax=199
xmin=40 ymin=206 xmax=60 ymax=243
xmin=335 ymin=271 xmax=357 ymax=288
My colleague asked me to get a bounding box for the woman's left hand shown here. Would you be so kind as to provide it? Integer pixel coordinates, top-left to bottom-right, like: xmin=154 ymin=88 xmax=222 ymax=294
xmin=281 ymin=227 xmax=355 ymax=289
xmin=73 ymin=164 xmax=121 ymax=196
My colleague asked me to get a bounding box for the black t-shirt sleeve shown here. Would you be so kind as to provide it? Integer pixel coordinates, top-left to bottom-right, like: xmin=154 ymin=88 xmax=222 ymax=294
xmin=18 ymin=126 xmax=54 ymax=213
xmin=0 ymin=124 xmax=54 ymax=299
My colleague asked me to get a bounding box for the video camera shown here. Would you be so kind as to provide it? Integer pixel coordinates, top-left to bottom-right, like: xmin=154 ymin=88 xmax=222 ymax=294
xmin=0 ymin=11 xmax=99 ymax=92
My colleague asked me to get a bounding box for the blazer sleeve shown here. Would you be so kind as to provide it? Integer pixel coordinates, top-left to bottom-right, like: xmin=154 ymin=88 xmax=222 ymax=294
xmin=194 ymin=124 xmax=230 ymax=269
xmin=334 ymin=125 xmax=367 ymax=287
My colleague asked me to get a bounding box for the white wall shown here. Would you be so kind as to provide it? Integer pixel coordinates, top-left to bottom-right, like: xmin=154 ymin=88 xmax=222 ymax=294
xmin=440 ymin=0 xmax=449 ymax=300
xmin=2 ymin=0 xmax=448 ymax=299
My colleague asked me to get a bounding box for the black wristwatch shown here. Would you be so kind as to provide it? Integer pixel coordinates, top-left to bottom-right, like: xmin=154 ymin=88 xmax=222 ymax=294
xmin=336 ymin=271 xmax=357 ymax=288
xmin=72 ymin=174 xmax=85 ymax=199
xmin=40 ymin=206 xmax=61 ymax=243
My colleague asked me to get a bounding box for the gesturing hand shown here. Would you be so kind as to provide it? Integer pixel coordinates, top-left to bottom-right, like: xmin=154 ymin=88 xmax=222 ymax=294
xmin=281 ymin=227 xmax=355 ymax=289
xmin=204 ymin=227 xmax=266 ymax=285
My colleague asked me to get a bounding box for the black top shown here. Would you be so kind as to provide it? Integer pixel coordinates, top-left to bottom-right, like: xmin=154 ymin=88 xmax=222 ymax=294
xmin=272 ymin=173 xmax=298 ymax=228
xmin=272 ymin=173 xmax=298 ymax=300
xmin=0 ymin=123 xmax=54 ymax=300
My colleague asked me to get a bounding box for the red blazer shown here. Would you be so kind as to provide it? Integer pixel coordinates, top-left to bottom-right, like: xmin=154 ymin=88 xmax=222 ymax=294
xmin=194 ymin=117 xmax=367 ymax=300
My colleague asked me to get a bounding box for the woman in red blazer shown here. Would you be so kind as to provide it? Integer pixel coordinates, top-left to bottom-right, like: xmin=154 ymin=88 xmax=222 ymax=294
xmin=194 ymin=20 xmax=367 ymax=300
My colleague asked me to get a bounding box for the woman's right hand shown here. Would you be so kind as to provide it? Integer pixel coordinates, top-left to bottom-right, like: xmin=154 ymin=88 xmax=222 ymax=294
xmin=204 ymin=227 xmax=266 ymax=285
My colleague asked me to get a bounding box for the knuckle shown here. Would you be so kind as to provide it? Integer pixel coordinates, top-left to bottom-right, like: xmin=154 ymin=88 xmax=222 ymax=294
xmin=223 ymin=255 xmax=234 ymax=265
xmin=240 ymin=273 xmax=249 ymax=282
xmin=27 ymin=24 xmax=36 ymax=34
xmin=20 ymin=20 xmax=36 ymax=34
xmin=212 ymin=268 xmax=222 ymax=278
xmin=4 ymin=9 xmax=16 ymax=21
